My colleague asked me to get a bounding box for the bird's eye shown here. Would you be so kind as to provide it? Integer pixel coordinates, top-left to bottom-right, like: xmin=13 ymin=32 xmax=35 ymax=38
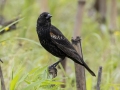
xmin=43 ymin=14 xmax=47 ymax=17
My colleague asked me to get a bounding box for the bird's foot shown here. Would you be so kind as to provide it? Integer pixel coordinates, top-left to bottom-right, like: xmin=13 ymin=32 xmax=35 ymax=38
xmin=48 ymin=65 xmax=57 ymax=78
xmin=48 ymin=59 xmax=63 ymax=78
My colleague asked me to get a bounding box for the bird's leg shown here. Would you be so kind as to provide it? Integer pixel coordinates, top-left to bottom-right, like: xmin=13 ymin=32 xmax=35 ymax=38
xmin=49 ymin=59 xmax=63 ymax=68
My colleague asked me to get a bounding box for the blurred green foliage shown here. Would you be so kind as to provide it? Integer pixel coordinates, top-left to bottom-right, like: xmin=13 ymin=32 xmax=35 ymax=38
xmin=0 ymin=0 xmax=120 ymax=90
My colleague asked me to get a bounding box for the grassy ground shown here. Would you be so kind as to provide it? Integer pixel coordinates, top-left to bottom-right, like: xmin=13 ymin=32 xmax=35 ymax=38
xmin=0 ymin=0 xmax=120 ymax=90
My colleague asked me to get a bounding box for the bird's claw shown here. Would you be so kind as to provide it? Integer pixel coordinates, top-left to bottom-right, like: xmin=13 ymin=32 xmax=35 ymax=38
xmin=48 ymin=65 xmax=57 ymax=78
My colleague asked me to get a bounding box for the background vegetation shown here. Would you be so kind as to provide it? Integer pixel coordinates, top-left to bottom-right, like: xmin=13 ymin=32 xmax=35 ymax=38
xmin=0 ymin=0 xmax=120 ymax=90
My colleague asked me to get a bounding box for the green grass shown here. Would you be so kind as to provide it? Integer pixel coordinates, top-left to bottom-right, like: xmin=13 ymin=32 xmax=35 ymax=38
xmin=0 ymin=0 xmax=120 ymax=90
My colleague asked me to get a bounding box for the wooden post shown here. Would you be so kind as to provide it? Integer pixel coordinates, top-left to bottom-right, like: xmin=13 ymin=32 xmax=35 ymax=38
xmin=109 ymin=0 xmax=117 ymax=31
xmin=109 ymin=0 xmax=117 ymax=44
xmin=72 ymin=0 xmax=86 ymax=89
xmin=96 ymin=66 xmax=102 ymax=90
xmin=73 ymin=0 xmax=85 ymax=38
xmin=72 ymin=37 xmax=86 ymax=90
xmin=99 ymin=0 xmax=107 ymax=23
xmin=94 ymin=0 xmax=107 ymax=35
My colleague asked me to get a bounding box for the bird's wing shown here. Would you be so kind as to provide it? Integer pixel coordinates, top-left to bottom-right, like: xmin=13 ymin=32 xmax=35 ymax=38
xmin=50 ymin=26 xmax=96 ymax=76
xmin=50 ymin=25 xmax=75 ymax=49
xmin=50 ymin=25 xmax=80 ymax=60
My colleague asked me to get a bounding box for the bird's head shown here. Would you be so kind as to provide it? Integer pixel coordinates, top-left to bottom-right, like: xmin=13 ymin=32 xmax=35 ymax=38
xmin=37 ymin=12 xmax=52 ymax=26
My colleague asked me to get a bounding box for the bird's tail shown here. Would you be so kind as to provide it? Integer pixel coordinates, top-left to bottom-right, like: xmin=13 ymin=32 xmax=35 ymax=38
xmin=82 ymin=61 xmax=96 ymax=76
xmin=78 ymin=56 xmax=96 ymax=76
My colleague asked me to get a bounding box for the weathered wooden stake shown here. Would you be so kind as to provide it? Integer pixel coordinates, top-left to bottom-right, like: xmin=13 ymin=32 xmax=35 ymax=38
xmin=96 ymin=66 xmax=102 ymax=90
xmin=72 ymin=37 xmax=86 ymax=90
xmin=73 ymin=0 xmax=86 ymax=89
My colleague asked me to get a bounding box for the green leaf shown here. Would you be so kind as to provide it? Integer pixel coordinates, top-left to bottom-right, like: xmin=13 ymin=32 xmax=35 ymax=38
xmin=22 ymin=80 xmax=42 ymax=90
xmin=10 ymin=68 xmax=23 ymax=90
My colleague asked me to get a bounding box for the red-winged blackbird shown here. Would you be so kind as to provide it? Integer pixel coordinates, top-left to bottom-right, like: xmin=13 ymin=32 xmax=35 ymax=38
xmin=36 ymin=12 xmax=96 ymax=76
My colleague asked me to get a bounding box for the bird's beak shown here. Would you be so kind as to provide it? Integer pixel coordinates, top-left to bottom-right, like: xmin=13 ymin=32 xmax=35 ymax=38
xmin=46 ymin=14 xmax=52 ymax=19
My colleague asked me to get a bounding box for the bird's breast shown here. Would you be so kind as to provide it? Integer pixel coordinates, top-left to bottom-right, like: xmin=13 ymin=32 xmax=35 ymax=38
xmin=37 ymin=26 xmax=65 ymax=58
xmin=37 ymin=26 xmax=51 ymax=40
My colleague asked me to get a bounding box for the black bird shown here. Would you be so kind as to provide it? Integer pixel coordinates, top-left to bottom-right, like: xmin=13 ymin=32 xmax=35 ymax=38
xmin=36 ymin=12 xmax=96 ymax=76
